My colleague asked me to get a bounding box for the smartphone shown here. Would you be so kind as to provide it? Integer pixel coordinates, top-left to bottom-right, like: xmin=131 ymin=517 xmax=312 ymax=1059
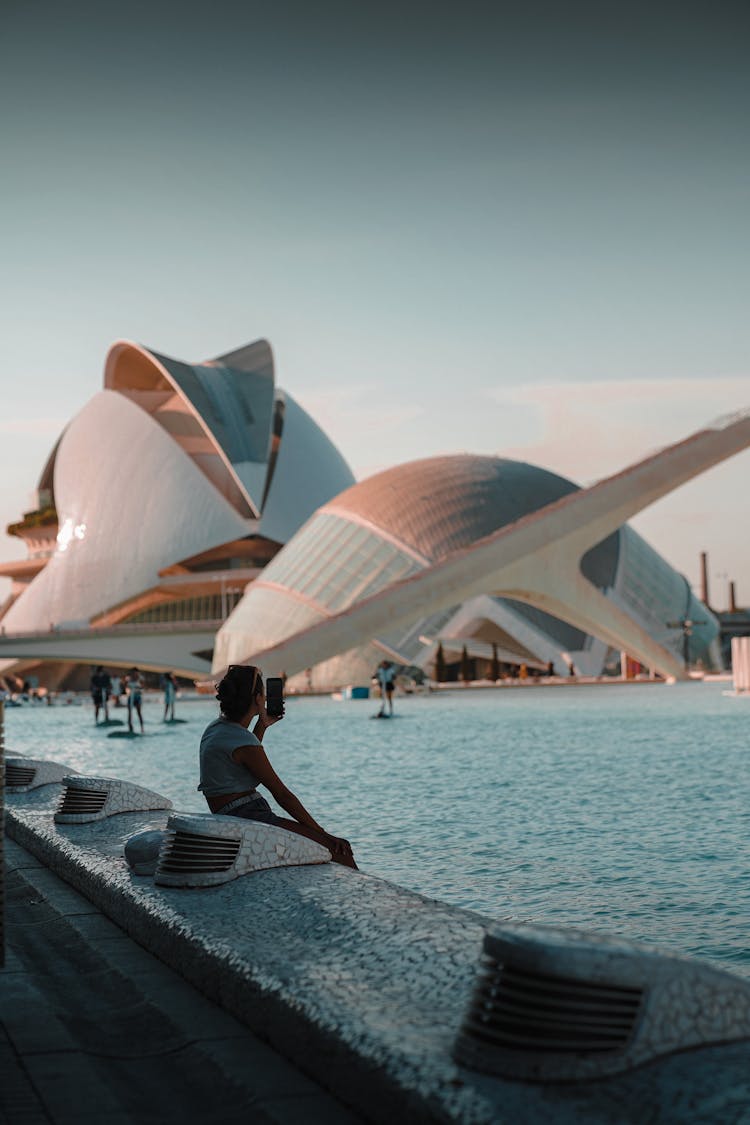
xmin=265 ymin=676 xmax=285 ymax=719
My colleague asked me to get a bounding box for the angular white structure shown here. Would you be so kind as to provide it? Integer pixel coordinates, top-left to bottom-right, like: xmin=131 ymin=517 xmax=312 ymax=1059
xmin=3 ymin=337 xmax=747 ymax=691
xmin=154 ymin=812 xmax=331 ymax=887
xmin=102 ymin=340 xmax=353 ymax=542
xmin=0 ymin=338 xmax=354 ymax=681
xmin=4 ymin=392 xmax=250 ymax=634
xmin=215 ymin=410 xmax=750 ymax=686
xmin=454 ymin=922 xmax=750 ymax=1081
xmin=6 ymin=757 xmax=76 ymax=792
xmin=731 ymin=636 xmax=750 ymax=693
xmin=54 ymin=775 xmax=173 ymax=823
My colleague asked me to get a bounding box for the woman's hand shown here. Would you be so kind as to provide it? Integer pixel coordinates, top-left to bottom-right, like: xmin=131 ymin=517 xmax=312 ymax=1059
xmin=323 ymin=834 xmax=354 ymax=860
xmin=256 ymin=703 xmax=284 ymax=730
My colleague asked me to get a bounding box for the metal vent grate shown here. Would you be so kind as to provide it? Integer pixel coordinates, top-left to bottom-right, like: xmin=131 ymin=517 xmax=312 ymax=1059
xmin=456 ymin=922 xmax=750 ymax=1082
xmin=57 ymin=786 xmax=108 ymax=815
xmin=157 ymin=830 xmax=241 ymax=874
xmin=6 ymin=764 xmax=36 ymax=787
xmin=461 ymin=954 xmax=642 ymax=1054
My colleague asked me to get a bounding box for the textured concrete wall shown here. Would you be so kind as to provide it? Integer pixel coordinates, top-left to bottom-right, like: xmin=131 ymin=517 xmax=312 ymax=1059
xmin=6 ymin=787 xmax=750 ymax=1124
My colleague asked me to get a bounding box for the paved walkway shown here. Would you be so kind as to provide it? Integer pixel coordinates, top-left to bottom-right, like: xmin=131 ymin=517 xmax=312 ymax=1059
xmin=1 ymin=839 xmax=361 ymax=1125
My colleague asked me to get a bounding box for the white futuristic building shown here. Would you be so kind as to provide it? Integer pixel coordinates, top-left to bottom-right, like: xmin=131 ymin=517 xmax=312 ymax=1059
xmin=0 ymin=338 xmax=355 ymax=684
xmin=214 ymin=409 xmax=750 ymax=688
xmin=213 ymin=454 xmax=722 ymax=690
xmin=2 ymin=340 xmax=747 ymax=692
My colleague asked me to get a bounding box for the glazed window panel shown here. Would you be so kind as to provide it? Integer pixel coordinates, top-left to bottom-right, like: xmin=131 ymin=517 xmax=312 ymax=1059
xmin=329 ymin=549 xmax=420 ymax=611
xmin=240 ymin=584 xmax=324 ymax=646
xmin=616 ymin=527 xmax=718 ymax=661
xmin=297 ymin=524 xmax=374 ymax=600
xmin=353 ymin=555 xmax=419 ymax=605
xmin=124 ymin=590 xmax=244 ymax=625
xmin=315 ymin=533 xmax=390 ymax=603
xmin=295 ymin=522 xmax=372 ymax=598
xmin=296 ymin=547 xmax=350 ymax=599
xmin=263 ymin=518 xmax=325 ymax=588
xmin=317 ymin=556 xmax=369 ymax=609
xmin=323 ymin=563 xmax=375 ymax=611
xmin=245 ymin=511 xmax=427 ymax=621
xmin=262 ymin=512 xmax=344 ymax=588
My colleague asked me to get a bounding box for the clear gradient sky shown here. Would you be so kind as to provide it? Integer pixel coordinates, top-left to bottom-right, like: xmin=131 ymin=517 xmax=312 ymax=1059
xmin=2 ymin=0 xmax=749 ymax=607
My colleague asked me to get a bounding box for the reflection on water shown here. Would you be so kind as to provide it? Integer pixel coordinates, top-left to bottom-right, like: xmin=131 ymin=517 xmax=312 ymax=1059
xmin=5 ymin=681 xmax=749 ymax=977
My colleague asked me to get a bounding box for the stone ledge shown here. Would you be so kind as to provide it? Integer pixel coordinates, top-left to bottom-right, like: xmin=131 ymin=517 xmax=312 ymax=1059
xmin=3 ymin=839 xmax=361 ymax=1124
xmin=6 ymin=799 xmax=492 ymax=1124
xmin=7 ymin=793 xmax=750 ymax=1124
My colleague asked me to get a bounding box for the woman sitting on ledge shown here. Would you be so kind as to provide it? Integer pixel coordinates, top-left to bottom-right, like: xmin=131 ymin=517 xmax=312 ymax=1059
xmin=199 ymin=664 xmax=357 ymax=869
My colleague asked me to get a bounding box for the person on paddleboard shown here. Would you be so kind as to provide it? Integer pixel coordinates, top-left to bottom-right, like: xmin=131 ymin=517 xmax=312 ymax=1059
xmin=376 ymin=660 xmax=396 ymax=716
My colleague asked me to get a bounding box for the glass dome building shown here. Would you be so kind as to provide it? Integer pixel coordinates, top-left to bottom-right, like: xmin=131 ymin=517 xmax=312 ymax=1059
xmin=214 ymin=455 xmax=720 ymax=690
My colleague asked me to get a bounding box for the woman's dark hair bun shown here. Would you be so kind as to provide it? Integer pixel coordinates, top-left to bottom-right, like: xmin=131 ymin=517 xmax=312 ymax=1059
xmin=215 ymin=678 xmax=238 ymax=704
xmin=215 ymin=665 xmax=261 ymax=720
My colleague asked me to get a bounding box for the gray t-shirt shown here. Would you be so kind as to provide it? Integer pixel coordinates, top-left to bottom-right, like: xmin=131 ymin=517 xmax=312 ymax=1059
xmin=198 ymin=716 xmax=262 ymax=796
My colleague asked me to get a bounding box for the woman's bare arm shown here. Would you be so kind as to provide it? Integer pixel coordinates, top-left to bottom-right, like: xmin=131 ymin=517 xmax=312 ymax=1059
xmin=233 ymin=744 xmax=325 ymax=833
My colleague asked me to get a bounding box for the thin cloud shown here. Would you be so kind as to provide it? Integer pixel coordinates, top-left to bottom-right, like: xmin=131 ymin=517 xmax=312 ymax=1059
xmin=488 ymin=377 xmax=750 ymax=482
xmin=484 ymin=376 xmax=750 ymax=597
xmin=0 ymin=417 xmax=66 ymax=436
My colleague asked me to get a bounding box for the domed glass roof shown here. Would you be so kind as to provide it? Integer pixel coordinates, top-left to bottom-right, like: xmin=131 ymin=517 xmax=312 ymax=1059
xmin=328 ymin=454 xmax=619 ymax=590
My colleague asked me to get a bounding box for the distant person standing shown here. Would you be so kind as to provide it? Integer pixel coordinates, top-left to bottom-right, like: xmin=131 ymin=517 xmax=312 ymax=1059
xmin=110 ymin=673 xmax=123 ymax=706
xmin=90 ymin=665 xmax=111 ymax=724
xmin=162 ymin=671 xmax=177 ymax=722
xmin=125 ymin=667 xmax=144 ymax=733
xmin=377 ymin=660 xmax=396 ymax=716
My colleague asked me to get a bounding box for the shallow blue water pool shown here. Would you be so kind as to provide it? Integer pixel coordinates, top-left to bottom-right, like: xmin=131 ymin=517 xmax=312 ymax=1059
xmin=5 ymin=681 xmax=749 ymax=977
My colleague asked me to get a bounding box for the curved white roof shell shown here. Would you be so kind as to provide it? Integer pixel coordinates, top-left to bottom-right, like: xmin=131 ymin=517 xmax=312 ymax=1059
xmin=105 ymin=339 xmax=275 ymax=518
xmin=2 ymin=391 xmax=252 ymax=632
xmin=257 ymin=390 xmax=356 ymax=545
xmin=103 ymin=339 xmax=354 ymax=542
xmin=3 ymin=336 xmax=355 ymax=659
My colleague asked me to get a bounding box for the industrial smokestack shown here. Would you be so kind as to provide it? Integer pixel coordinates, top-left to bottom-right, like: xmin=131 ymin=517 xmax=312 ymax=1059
xmin=730 ymin=581 xmax=738 ymax=613
xmin=700 ymin=552 xmax=710 ymax=606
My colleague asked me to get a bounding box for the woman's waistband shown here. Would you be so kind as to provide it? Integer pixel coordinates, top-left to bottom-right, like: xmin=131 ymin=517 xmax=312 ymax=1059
xmin=215 ymin=792 xmax=258 ymax=814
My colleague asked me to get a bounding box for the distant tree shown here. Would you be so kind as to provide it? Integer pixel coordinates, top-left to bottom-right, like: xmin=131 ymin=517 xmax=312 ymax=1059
xmin=460 ymin=645 xmax=472 ymax=684
xmin=490 ymin=643 xmax=500 ymax=682
xmin=435 ymin=642 xmax=446 ymax=683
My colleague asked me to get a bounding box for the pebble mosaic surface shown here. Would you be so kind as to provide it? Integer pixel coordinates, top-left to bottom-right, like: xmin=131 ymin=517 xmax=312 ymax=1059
xmin=155 ymin=812 xmax=331 ymax=885
xmin=6 ymin=783 xmax=750 ymax=1124
xmin=54 ymin=774 xmax=173 ymax=823
xmin=6 ymin=755 xmax=75 ymax=791
xmin=458 ymin=922 xmax=750 ymax=1082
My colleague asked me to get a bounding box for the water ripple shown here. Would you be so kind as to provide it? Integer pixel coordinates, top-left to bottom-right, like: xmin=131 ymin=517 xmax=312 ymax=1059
xmin=5 ymin=681 xmax=749 ymax=977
